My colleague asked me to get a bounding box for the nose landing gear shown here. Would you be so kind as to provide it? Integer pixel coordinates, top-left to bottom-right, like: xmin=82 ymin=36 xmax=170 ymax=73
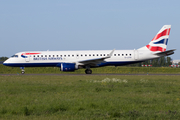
xmin=20 ymin=67 xmax=25 ymax=74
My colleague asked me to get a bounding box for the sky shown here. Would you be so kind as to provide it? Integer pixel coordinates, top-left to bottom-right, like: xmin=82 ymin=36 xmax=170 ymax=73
xmin=0 ymin=0 xmax=180 ymax=60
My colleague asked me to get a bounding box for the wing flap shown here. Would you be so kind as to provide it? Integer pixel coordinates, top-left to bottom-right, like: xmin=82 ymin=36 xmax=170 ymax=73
xmin=78 ymin=49 xmax=115 ymax=66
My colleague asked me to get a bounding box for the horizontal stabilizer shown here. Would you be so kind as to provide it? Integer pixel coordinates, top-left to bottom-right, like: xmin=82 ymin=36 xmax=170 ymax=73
xmin=154 ymin=49 xmax=176 ymax=56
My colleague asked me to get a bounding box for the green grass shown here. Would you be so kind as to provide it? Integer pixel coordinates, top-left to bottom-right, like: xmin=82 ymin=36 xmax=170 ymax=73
xmin=0 ymin=75 xmax=180 ymax=119
xmin=1 ymin=64 xmax=180 ymax=74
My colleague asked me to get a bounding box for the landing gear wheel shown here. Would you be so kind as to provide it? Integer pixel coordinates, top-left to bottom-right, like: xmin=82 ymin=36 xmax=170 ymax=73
xmin=85 ymin=69 xmax=92 ymax=74
xmin=21 ymin=71 xmax=25 ymax=74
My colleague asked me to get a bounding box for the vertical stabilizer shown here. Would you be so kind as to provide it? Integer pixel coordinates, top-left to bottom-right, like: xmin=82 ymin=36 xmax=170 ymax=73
xmin=138 ymin=25 xmax=171 ymax=52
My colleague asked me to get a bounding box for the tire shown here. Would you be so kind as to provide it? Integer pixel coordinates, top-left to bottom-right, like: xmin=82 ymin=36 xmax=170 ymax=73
xmin=21 ymin=71 xmax=25 ymax=74
xmin=85 ymin=69 xmax=92 ymax=74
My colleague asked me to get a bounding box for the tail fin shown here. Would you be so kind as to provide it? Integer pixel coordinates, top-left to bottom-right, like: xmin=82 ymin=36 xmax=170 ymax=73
xmin=138 ymin=25 xmax=171 ymax=52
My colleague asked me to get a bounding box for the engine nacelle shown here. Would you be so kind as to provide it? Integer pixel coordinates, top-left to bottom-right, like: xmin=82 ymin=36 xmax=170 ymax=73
xmin=59 ymin=63 xmax=78 ymax=72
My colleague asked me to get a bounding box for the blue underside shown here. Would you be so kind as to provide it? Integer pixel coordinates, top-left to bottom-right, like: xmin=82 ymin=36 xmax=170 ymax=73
xmin=3 ymin=61 xmax=142 ymax=68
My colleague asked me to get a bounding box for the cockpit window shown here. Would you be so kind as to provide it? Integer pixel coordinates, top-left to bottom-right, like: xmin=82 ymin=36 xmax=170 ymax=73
xmin=11 ymin=55 xmax=18 ymax=58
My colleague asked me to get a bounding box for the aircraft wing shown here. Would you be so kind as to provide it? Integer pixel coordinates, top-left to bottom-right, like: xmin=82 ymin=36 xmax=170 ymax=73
xmin=154 ymin=49 xmax=176 ymax=56
xmin=78 ymin=49 xmax=115 ymax=66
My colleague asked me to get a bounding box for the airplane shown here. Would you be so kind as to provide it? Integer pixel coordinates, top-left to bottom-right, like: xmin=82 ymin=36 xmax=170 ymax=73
xmin=3 ymin=25 xmax=175 ymax=74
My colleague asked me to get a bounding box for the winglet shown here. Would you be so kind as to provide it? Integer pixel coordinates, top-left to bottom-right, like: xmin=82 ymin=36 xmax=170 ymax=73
xmin=109 ymin=49 xmax=115 ymax=57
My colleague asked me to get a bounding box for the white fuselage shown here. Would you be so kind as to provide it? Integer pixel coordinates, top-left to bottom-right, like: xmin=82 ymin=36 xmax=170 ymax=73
xmin=3 ymin=25 xmax=175 ymax=74
xmin=3 ymin=49 xmax=160 ymax=68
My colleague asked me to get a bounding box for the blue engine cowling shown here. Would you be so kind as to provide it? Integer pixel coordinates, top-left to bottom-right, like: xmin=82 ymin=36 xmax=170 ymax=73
xmin=57 ymin=63 xmax=78 ymax=71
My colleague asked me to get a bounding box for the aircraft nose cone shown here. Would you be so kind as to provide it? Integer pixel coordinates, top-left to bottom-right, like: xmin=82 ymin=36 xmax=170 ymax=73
xmin=3 ymin=60 xmax=9 ymax=66
xmin=3 ymin=61 xmax=7 ymax=66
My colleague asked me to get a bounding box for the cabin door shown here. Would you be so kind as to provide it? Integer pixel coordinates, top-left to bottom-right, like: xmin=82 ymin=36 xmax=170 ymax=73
xmin=25 ymin=53 xmax=30 ymax=62
xmin=134 ymin=50 xmax=139 ymax=60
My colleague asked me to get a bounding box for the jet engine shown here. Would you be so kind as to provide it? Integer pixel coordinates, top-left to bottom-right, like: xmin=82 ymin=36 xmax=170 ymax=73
xmin=58 ymin=63 xmax=78 ymax=71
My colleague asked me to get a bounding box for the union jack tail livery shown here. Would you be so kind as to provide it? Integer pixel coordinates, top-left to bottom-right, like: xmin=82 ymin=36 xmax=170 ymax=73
xmin=138 ymin=25 xmax=171 ymax=52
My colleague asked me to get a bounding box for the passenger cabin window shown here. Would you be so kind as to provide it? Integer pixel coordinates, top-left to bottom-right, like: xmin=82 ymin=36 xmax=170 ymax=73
xmin=49 ymin=55 xmax=51 ymax=57
xmin=129 ymin=54 xmax=131 ymax=56
xmin=97 ymin=54 xmax=98 ymax=56
xmin=68 ymin=55 xmax=70 ymax=57
xmin=45 ymin=55 xmax=47 ymax=57
xmin=118 ymin=54 xmax=120 ymax=56
xmin=104 ymin=54 xmax=106 ymax=56
xmin=34 ymin=55 xmax=35 ymax=57
xmin=126 ymin=54 xmax=128 ymax=56
xmin=81 ymin=55 xmax=83 ymax=57
xmin=114 ymin=54 xmax=116 ymax=56
xmin=89 ymin=54 xmax=91 ymax=56
xmin=41 ymin=55 xmax=43 ymax=57
xmin=100 ymin=54 xmax=102 ymax=56
xmin=60 ymin=55 xmax=62 ymax=57
xmin=37 ymin=55 xmax=39 ymax=57
xmin=53 ymin=55 xmax=55 ymax=57
xmin=64 ymin=55 xmax=66 ymax=57
xmin=93 ymin=54 xmax=95 ymax=56
xmin=85 ymin=54 xmax=87 ymax=56
xmin=57 ymin=55 xmax=58 ymax=57
xmin=122 ymin=54 xmax=124 ymax=56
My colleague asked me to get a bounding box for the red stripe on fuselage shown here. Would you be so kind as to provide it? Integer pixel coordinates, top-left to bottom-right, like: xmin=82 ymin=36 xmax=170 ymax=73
xmin=21 ymin=53 xmax=41 ymax=55
xmin=151 ymin=28 xmax=170 ymax=41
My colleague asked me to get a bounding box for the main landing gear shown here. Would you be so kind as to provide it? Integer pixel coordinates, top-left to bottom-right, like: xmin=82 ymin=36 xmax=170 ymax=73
xmin=85 ymin=69 xmax=92 ymax=74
